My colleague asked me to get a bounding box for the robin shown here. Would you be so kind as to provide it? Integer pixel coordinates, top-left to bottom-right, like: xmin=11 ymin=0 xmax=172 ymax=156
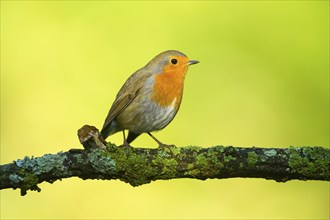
xmin=101 ymin=50 xmax=199 ymax=151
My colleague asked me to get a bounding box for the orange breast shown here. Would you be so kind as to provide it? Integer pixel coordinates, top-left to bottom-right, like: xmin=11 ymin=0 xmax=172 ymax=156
xmin=151 ymin=68 xmax=186 ymax=107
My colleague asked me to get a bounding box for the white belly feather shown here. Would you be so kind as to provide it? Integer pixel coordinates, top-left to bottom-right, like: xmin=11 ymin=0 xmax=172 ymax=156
xmin=149 ymin=97 xmax=177 ymax=131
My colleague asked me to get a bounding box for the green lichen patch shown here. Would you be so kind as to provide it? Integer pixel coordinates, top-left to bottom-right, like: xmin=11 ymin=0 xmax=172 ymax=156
xmin=289 ymin=147 xmax=330 ymax=179
xmin=192 ymin=149 xmax=224 ymax=177
xmin=195 ymin=153 xmax=208 ymax=166
xmin=16 ymin=172 xmax=41 ymax=196
xmin=15 ymin=153 xmax=67 ymax=176
xmin=35 ymin=153 xmax=65 ymax=175
xmin=223 ymin=155 xmax=235 ymax=163
xmin=214 ymin=145 xmax=225 ymax=153
xmin=264 ymin=149 xmax=277 ymax=157
xmin=152 ymin=156 xmax=179 ymax=176
xmin=187 ymin=163 xmax=194 ymax=170
xmin=11 ymin=153 xmax=69 ymax=195
xmin=184 ymin=167 xmax=200 ymax=177
xmin=88 ymin=149 xmax=116 ymax=174
xmin=207 ymin=150 xmax=221 ymax=165
xmin=109 ymin=148 xmax=155 ymax=186
xmin=170 ymin=146 xmax=181 ymax=156
xmin=187 ymin=146 xmax=203 ymax=152
xmin=160 ymin=159 xmax=178 ymax=176
xmin=9 ymin=173 xmax=23 ymax=183
xmin=247 ymin=151 xmax=258 ymax=166
xmin=105 ymin=142 xmax=118 ymax=151
xmin=72 ymin=153 xmax=85 ymax=164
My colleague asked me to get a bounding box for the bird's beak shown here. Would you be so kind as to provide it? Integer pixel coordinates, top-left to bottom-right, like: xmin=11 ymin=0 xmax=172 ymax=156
xmin=186 ymin=60 xmax=199 ymax=65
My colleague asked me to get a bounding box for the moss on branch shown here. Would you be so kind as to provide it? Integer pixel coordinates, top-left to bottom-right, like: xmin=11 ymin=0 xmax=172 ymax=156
xmin=1 ymin=144 xmax=329 ymax=196
xmin=1 ymin=125 xmax=329 ymax=196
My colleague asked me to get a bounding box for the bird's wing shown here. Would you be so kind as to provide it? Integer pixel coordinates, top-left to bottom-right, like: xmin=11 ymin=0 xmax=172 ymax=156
xmin=101 ymin=67 xmax=152 ymax=138
xmin=101 ymin=87 xmax=142 ymax=131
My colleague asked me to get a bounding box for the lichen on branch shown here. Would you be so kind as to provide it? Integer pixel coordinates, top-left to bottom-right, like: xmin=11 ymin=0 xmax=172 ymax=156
xmin=0 ymin=125 xmax=329 ymax=196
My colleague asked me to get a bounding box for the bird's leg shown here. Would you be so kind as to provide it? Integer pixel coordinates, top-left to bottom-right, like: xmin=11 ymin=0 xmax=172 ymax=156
xmin=122 ymin=130 xmax=131 ymax=155
xmin=147 ymin=132 xmax=166 ymax=147
xmin=148 ymin=132 xmax=173 ymax=153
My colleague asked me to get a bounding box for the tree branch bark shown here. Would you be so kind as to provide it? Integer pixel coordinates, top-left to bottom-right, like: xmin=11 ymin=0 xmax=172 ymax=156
xmin=1 ymin=125 xmax=329 ymax=196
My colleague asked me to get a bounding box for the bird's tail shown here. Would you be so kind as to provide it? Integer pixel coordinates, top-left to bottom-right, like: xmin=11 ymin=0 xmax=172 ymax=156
xmin=100 ymin=127 xmax=110 ymax=139
xmin=100 ymin=122 xmax=117 ymax=139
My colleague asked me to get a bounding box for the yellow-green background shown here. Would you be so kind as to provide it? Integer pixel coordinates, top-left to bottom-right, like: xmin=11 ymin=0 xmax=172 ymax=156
xmin=1 ymin=1 xmax=329 ymax=219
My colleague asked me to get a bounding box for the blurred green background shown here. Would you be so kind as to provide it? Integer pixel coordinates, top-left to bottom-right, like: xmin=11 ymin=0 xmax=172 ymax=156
xmin=1 ymin=1 xmax=329 ymax=219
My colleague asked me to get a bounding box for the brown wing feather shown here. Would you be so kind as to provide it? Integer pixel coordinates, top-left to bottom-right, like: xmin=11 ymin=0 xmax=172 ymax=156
xmin=102 ymin=94 xmax=132 ymax=130
xmin=101 ymin=67 xmax=152 ymax=138
xmin=102 ymin=87 xmax=142 ymax=130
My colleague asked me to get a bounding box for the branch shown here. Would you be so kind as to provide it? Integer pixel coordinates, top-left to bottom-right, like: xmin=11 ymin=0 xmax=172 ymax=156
xmin=1 ymin=125 xmax=329 ymax=196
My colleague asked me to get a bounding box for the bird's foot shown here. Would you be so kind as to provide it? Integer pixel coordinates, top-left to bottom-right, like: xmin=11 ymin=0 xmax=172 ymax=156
xmin=120 ymin=139 xmax=132 ymax=156
xmin=157 ymin=143 xmax=174 ymax=154
xmin=118 ymin=144 xmax=131 ymax=156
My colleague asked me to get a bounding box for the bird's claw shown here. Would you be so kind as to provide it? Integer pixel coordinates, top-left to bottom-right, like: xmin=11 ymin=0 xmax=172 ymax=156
xmin=157 ymin=143 xmax=173 ymax=154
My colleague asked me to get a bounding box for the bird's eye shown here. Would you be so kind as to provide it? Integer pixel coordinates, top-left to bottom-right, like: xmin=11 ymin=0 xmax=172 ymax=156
xmin=170 ymin=58 xmax=178 ymax=65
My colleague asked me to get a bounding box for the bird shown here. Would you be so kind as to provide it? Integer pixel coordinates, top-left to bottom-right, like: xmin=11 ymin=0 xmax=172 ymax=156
xmin=101 ymin=50 xmax=199 ymax=151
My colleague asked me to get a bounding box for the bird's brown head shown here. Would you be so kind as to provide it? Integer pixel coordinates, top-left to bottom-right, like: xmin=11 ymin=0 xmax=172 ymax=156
xmin=146 ymin=50 xmax=199 ymax=79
